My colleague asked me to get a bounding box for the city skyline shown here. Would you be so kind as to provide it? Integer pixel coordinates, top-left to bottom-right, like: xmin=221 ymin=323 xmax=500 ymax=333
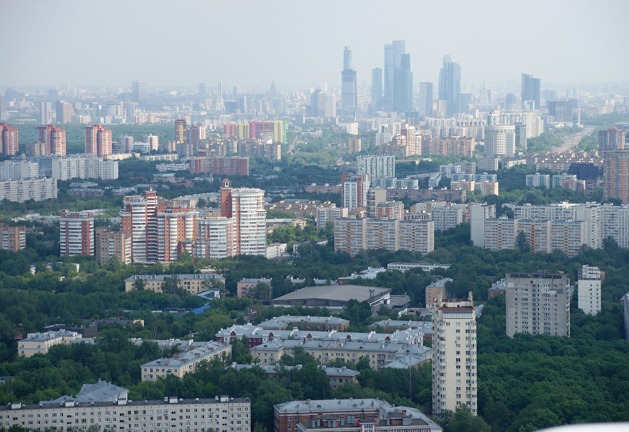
xmin=2 ymin=0 xmax=629 ymax=89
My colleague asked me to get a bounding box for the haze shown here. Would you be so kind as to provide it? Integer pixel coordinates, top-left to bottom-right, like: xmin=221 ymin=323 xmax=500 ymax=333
xmin=3 ymin=0 xmax=628 ymax=90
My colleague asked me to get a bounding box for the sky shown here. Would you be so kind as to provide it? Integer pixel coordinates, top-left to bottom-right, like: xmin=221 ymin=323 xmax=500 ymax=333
xmin=2 ymin=0 xmax=628 ymax=91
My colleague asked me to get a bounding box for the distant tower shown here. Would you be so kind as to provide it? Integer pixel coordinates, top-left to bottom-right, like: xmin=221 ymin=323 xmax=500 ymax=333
xmin=521 ymin=73 xmax=541 ymax=110
xmin=40 ymin=102 xmax=54 ymax=124
xmin=371 ymin=67 xmax=383 ymax=112
xmin=38 ymin=124 xmax=66 ymax=156
xmin=131 ymin=81 xmax=148 ymax=104
xmin=0 ymin=122 xmax=19 ymax=157
xmin=418 ymin=82 xmax=433 ymax=117
xmin=383 ymin=40 xmax=405 ymax=112
xmin=84 ymin=124 xmax=112 ymax=156
xmin=438 ymin=55 xmax=461 ymax=117
xmin=394 ymin=53 xmax=413 ymax=113
xmin=55 ymin=101 xmax=73 ymax=124
xmin=599 ymin=127 xmax=625 ymax=152
xmin=175 ymin=119 xmax=188 ymax=143
xmin=341 ymin=46 xmax=358 ymax=117
xmin=59 ymin=210 xmax=95 ymax=256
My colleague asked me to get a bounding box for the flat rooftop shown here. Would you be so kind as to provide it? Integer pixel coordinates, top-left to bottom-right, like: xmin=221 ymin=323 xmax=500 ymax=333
xmin=273 ymin=285 xmax=390 ymax=304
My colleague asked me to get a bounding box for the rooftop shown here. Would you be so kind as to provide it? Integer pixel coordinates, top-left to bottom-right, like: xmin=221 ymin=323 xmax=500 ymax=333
xmin=273 ymin=285 xmax=390 ymax=304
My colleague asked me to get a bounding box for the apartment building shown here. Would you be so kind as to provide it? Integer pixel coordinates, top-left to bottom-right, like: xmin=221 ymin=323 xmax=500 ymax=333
xmin=124 ymin=273 xmax=224 ymax=294
xmin=0 ymin=177 xmax=57 ymax=202
xmin=432 ymin=295 xmax=477 ymax=416
xmin=95 ymin=228 xmax=131 ymax=265
xmin=52 ymin=155 xmax=118 ymax=180
xmin=316 ymin=203 xmax=349 ymax=230
xmin=0 ymin=224 xmax=26 ymax=252
xmin=274 ymin=399 xmax=442 ymax=432
xmin=505 ymin=272 xmax=571 ymax=338
xmin=577 ymin=265 xmax=602 ymax=315
xmin=18 ymin=330 xmax=84 ymax=357
xmin=0 ymin=382 xmax=250 ymax=432
xmin=141 ymin=342 xmax=231 ymax=381
xmin=0 ymin=160 xmax=39 ymax=180
xmin=59 ymin=210 xmax=95 ymax=257
xmin=425 ymin=278 xmax=452 ymax=308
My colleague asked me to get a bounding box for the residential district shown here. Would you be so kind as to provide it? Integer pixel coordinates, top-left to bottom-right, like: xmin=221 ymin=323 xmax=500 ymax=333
xmin=0 ymin=41 xmax=629 ymax=432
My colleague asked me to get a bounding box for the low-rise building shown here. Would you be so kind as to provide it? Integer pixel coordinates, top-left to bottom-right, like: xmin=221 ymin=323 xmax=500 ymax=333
xmin=125 ymin=273 xmax=225 ymax=294
xmin=272 ymin=285 xmax=391 ymax=310
xmin=18 ymin=330 xmax=84 ymax=357
xmin=258 ymin=315 xmax=350 ymax=331
xmin=140 ymin=341 xmax=231 ymax=381
xmin=274 ymin=398 xmax=442 ymax=432
xmin=0 ymin=382 xmax=250 ymax=432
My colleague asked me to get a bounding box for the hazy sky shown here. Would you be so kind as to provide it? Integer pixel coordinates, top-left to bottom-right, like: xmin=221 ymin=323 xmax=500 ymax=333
xmin=3 ymin=0 xmax=628 ymax=91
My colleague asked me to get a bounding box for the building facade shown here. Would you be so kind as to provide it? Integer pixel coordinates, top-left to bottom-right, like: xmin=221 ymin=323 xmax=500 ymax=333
xmin=84 ymin=124 xmax=112 ymax=156
xmin=38 ymin=124 xmax=67 ymax=156
xmin=577 ymin=265 xmax=602 ymax=315
xmin=95 ymin=228 xmax=131 ymax=265
xmin=59 ymin=210 xmax=95 ymax=257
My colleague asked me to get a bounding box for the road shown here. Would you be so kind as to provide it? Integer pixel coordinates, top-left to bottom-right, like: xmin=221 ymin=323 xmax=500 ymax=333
xmin=555 ymin=127 xmax=595 ymax=153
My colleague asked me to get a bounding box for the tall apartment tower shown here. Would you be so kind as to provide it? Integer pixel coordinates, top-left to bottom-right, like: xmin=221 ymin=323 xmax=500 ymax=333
xmin=578 ymin=265 xmax=602 ymax=315
xmin=95 ymin=227 xmax=131 ymax=265
xmin=341 ymin=173 xmax=370 ymax=210
xmin=418 ymin=82 xmax=434 ymax=117
xmin=357 ymin=155 xmax=396 ymax=182
xmin=394 ymin=53 xmax=413 ymax=113
xmin=383 ymin=40 xmax=406 ymax=112
xmin=220 ymin=179 xmax=266 ymax=256
xmin=59 ymin=210 xmax=95 ymax=257
xmin=38 ymin=125 xmax=66 ymax=156
xmin=505 ymin=271 xmax=571 ymax=338
xmin=603 ymin=150 xmax=629 ymax=204
xmin=438 ymin=55 xmax=462 ymax=117
xmin=0 ymin=122 xmax=19 ymax=157
xmin=341 ymin=46 xmax=358 ymax=116
xmin=371 ymin=67 xmax=383 ymax=112
xmin=484 ymin=125 xmax=516 ymax=156
xmin=84 ymin=124 xmax=112 ymax=156
xmin=0 ymin=224 xmax=26 ymax=252
xmin=157 ymin=207 xmax=198 ymax=263
xmin=121 ymin=189 xmax=158 ymax=263
xmin=175 ymin=119 xmax=188 ymax=143
xmin=55 ymin=101 xmax=73 ymax=124
xmin=521 ymin=73 xmax=541 ymax=110
xmin=599 ymin=127 xmax=626 ymax=152
xmin=40 ymin=101 xmax=54 ymax=124
xmin=432 ymin=294 xmax=478 ymax=416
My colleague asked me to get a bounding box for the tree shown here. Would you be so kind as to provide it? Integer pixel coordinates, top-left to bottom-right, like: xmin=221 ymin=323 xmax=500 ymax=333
xmin=444 ymin=405 xmax=491 ymax=432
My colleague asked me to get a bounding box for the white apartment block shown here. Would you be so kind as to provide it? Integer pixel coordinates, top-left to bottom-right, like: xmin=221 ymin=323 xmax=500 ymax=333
xmin=526 ymin=173 xmax=551 ymax=188
xmin=0 ymin=160 xmax=39 ymax=180
xmin=505 ymin=272 xmax=571 ymax=338
xmin=357 ymin=154 xmax=396 ymax=180
xmin=193 ymin=214 xmax=235 ymax=259
xmin=470 ymin=203 xmax=496 ymax=247
xmin=577 ymin=265 xmax=602 ymax=315
xmin=316 ymin=204 xmax=349 ymax=231
xmin=0 ymin=177 xmax=57 ymax=202
xmin=52 ymin=155 xmax=118 ymax=180
xmin=18 ymin=330 xmax=84 ymax=357
xmin=484 ymin=125 xmax=516 ymax=156
xmin=141 ymin=342 xmax=232 ymax=381
xmin=431 ymin=204 xmax=464 ymax=231
xmin=124 ymin=273 xmax=224 ymax=294
xmin=230 ymin=188 xmax=267 ymax=256
xmin=432 ymin=295 xmax=477 ymax=416
xmin=0 ymin=390 xmax=250 ymax=432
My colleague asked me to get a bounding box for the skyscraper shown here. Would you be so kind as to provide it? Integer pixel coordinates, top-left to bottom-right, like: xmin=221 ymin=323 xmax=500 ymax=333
xmin=40 ymin=102 xmax=54 ymax=124
xmin=432 ymin=294 xmax=477 ymax=416
xmin=371 ymin=67 xmax=383 ymax=112
xmin=521 ymin=73 xmax=541 ymax=110
xmin=84 ymin=124 xmax=112 ymax=156
xmin=0 ymin=122 xmax=18 ymax=157
xmin=438 ymin=56 xmax=461 ymax=117
xmin=418 ymin=82 xmax=433 ymax=117
xmin=38 ymin=124 xmax=66 ymax=156
xmin=506 ymin=272 xmax=571 ymax=337
xmin=55 ymin=101 xmax=73 ymax=124
xmin=131 ymin=81 xmax=148 ymax=104
xmin=547 ymin=99 xmax=577 ymax=122
xmin=341 ymin=46 xmax=357 ymax=116
xmin=121 ymin=189 xmax=158 ymax=263
xmin=394 ymin=53 xmax=413 ymax=113
xmin=175 ymin=119 xmax=188 ymax=143
xmin=383 ymin=40 xmax=405 ymax=112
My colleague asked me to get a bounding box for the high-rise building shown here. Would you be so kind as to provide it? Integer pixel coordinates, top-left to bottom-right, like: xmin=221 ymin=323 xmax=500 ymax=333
xmin=84 ymin=124 xmax=112 ymax=156
xmin=599 ymin=127 xmax=626 ymax=152
xmin=547 ymin=99 xmax=577 ymax=122
xmin=0 ymin=178 xmax=57 ymax=202
xmin=121 ymin=189 xmax=158 ymax=263
xmin=578 ymin=265 xmax=602 ymax=315
xmin=38 ymin=124 xmax=66 ymax=156
xmin=603 ymin=150 xmax=629 ymax=203
xmin=371 ymin=67 xmax=383 ymax=112
xmin=357 ymin=155 xmax=395 ymax=182
xmin=59 ymin=210 xmax=95 ymax=257
xmin=394 ymin=53 xmax=413 ymax=113
xmin=40 ymin=101 xmax=54 ymax=124
xmin=95 ymin=227 xmax=131 ymax=265
xmin=432 ymin=294 xmax=477 ymax=416
xmin=193 ymin=213 xmax=235 ymax=259
xmin=418 ymin=82 xmax=433 ymax=117
xmin=131 ymin=80 xmax=148 ymax=104
xmin=484 ymin=125 xmax=516 ymax=156
xmin=220 ymin=179 xmax=266 ymax=256
xmin=0 ymin=224 xmax=26 ymax=252
xmin=175 ymin=118 xmax=188 ymax=143
xmin=505 ymin=271 xmax=571 ymax=338
xmin=521 ymin=73 xmax=541 ymax=110
xmin=341 ymin=46 xmax=357 ymax=116
xmin=438 ymin=55 xmax=461 ymax=117
xmin=514 ymin=122 xmax=527 ymax=151
xmin=341 ymin=173 xmax=369 ymax=210
xmin=55 ymin=101 xmax=73 ymax=124
xmin=0 ymin=94 xmax=6 ymax=122
xmin=157 ymin=207 xmax=198 ymax=263
xmin=383 ymin=40 xmax=405 ymax=111
xmin=0 ymin=122 xmax=18 ymax=157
